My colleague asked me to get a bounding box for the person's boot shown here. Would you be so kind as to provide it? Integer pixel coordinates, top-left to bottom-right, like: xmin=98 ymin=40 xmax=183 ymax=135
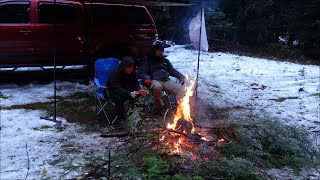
xmin=116 ymin=117 xmax=125 ymax=130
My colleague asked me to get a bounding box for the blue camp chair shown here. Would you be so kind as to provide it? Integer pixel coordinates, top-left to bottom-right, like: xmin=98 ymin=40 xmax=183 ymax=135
xmin=94 ymin=58 xmax=119 ymax=126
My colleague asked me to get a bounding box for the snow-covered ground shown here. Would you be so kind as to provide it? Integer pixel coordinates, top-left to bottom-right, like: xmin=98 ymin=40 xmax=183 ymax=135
xmin=167 ymin=46 xmax=319 ymax=133
xmin=1 ymin=45 xmax=319 ymax=179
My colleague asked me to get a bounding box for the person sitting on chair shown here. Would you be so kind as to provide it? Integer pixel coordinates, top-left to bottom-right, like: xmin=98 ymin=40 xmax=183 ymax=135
xmin=107 ymin=56 xmax=141 ymax=129
xmin=139 ymin=43 xmax=186 ymax=115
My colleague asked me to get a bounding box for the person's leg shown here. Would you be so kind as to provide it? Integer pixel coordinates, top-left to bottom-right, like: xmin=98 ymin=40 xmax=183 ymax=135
xmin=110 ymin=93 xmax=126 ymax=129
xmin=163 ymin=80 xmax=185 ymax=103
xmin=150 ymin=80 xmax=164 ymax=108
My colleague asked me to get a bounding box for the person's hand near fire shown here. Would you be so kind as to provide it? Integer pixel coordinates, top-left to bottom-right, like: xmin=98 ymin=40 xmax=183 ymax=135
xmin=130 ymin=89 xmax=149 ymax=98
xmin=180 ymin=77 xmax=185 ymax=85
xmin=130 ymin=91 xmax=139 ymax=98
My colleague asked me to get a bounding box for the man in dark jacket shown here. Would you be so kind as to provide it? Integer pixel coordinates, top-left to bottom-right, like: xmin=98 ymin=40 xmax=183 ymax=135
xmin=139 ymin=44 xmax=186 ymax=114
xmin=107 ymin=56 xmax=140 ymax=129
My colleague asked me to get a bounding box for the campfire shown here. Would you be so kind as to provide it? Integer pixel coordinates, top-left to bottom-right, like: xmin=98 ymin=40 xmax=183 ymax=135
xmin=100 ymin=78 xmax=228 ymax=160
xmin=159 ymin=79 xmax=222 ymax=160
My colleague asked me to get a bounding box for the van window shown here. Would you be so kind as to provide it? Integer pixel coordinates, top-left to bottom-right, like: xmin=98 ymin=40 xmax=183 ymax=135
xmin=0 ymin=2 xmax=30 ymax=23
xmin=39 ymin=2 xmax=76 ymax=24
xmin=92 ymin=5 xmax=151 ymax=25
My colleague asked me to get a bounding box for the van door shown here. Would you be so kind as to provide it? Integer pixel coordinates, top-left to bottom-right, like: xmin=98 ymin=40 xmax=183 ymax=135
xmin=0 ymin=1 xmax=32 ymax=66
xmin=33 ymin=0 xmax=85 ymax=66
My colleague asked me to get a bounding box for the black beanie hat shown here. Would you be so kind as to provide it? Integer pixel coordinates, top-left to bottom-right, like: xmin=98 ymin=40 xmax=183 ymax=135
xmin=153 ymin=43 xmax=164 ymax=50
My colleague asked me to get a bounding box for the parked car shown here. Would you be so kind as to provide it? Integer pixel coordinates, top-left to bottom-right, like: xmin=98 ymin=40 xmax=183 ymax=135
xmin=0 ymin=0 xmax=158 ymax=68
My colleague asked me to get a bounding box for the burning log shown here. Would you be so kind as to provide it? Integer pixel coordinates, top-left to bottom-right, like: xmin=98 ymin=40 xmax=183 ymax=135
xmin=167 ymin=129 xmax=188 ymax=137
xmin=175 ymin=118 xmax=193 ymax=134
xmin=166 ymin=129 xmax=215 ymax=146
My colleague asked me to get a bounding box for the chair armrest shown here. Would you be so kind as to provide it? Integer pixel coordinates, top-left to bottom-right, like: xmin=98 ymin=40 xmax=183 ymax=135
xmin=94 ymin=77 xmax=107 ymax=89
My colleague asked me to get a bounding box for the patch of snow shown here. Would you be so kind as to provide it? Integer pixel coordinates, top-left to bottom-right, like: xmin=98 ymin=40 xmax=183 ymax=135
xmin=1 ymin=45 xmax=319 ymax=179
xmin=0 ymin=81 xmax=93 ymax=107
xmin=167 ymin=45 xmax=319 ymax=134
xmin=0 ymin=109 xmax=111 ymax=179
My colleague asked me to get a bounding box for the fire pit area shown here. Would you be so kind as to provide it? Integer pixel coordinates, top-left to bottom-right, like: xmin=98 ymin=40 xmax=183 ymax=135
xmin=97 ymin=78 xmax=316 ymax=180
xmin=153 ymin=80 xmax=229 ymax=161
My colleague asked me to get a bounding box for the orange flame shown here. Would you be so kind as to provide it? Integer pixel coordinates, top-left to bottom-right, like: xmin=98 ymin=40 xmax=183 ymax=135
xmin=167 ymin=80 xmax=196 ymax=133
xmin=163 ymin=78 xmax=206 ymax=159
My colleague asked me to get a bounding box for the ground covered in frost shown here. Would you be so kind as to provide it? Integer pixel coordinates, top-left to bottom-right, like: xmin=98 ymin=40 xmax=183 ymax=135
xmin=1 ymin=45 xmax=319 ymax=179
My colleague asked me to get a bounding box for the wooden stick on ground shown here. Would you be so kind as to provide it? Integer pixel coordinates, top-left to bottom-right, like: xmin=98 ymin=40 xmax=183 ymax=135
xmin=100 ymin=131 xmax=146 ymax=138
xmin=167 ymin=129 xmax=188 ymax=137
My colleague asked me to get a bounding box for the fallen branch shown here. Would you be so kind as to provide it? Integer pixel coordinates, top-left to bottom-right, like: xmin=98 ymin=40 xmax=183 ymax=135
xmin=167 ymin=129 xmax=188 ymax=137
xmin=100 ymin=131 xmax=146 ymax=138
xmin=194 ymin=124 xmax=257 ymax=129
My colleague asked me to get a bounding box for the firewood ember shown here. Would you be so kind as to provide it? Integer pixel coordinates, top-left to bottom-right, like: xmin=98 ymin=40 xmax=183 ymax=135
xmin=165 ymin=129 xmax=216 ymax=146
xmin=175 ymin=118 xmax=193 ymax=134
xmin=186 ymin=133 xmax=202 ymax=144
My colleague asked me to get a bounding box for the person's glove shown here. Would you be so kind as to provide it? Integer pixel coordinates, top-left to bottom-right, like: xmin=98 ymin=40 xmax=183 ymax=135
xmin=180 ymin=78 xmax=185 ymax=85
xmin=144 ymin=79 xmax=151 ymax=86
xmin=130 ymin=91 xmax=139 ymax=98
xmin=139 ymin=89 xmax=149 ymax=95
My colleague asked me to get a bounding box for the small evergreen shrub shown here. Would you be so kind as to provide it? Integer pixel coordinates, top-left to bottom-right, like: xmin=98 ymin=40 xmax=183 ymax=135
xmin=199 ymin=157 xmax=265 ymax=180
xmin=143 ymin=155 xmax=171 ymax=179
xmin=142 ymin=151 xmax=189 ymax=180
xmin=219 ymin=118 xmax=313 ymax=168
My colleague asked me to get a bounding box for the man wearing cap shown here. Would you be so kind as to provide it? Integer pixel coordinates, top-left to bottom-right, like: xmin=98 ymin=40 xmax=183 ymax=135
xmin=107 ymin=56 xmax=142 ymax=129
xmin=139 ymin=44 xmax=186 ymax=115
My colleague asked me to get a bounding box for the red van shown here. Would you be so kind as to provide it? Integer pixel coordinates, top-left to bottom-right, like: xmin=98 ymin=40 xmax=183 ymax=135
xmin=0 ymin=0 xmax=157 ymax=68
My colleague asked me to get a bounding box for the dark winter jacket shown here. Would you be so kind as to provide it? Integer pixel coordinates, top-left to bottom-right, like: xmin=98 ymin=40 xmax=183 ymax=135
xmin=107 ymin=56 xmax=140 ymax=98
xmin=138 ymin=56 xmax=185 ymax=81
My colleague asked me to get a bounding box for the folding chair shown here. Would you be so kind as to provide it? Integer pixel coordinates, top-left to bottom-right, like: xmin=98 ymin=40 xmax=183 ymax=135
xmin=94 ymin=58 xmax=119 ymax=126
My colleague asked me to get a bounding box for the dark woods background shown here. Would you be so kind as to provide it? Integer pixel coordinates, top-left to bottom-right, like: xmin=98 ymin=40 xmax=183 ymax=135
xmin=147 ymin=0 xmax=320 ymax=63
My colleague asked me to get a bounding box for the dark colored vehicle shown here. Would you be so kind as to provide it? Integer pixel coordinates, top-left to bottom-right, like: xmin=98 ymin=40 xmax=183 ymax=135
xmin=0 ymin=0 xmax=158 ymax=68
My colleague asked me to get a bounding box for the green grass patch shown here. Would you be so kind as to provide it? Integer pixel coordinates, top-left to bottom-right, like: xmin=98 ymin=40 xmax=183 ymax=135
xmin=3 ymin=92 xmax=113 ymax=131
xmin=47 ymin=158 xmax=65 ymax=166
xmin=4 ymin=102 xmax=51 ymax=111
xmin=32 ymin=125 xmax=52 ymax=131
xmin=312 ymin=160 xmax=320 ymax=167
xmin=0 ymin=92 xmax=10 ymax=99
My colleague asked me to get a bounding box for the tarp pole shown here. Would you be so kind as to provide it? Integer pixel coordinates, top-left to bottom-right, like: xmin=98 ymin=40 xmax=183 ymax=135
xmin=53 ymin=0 xmax=57 ymax=122
xmin=40 ymin=0 xmax=61 ymax=128
xmin=195 ymin=7 xmax=203 ymax=99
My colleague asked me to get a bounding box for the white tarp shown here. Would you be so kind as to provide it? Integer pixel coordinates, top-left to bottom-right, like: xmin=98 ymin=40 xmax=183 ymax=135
xmin=189 ymin=8 xmax=209 ymax=51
